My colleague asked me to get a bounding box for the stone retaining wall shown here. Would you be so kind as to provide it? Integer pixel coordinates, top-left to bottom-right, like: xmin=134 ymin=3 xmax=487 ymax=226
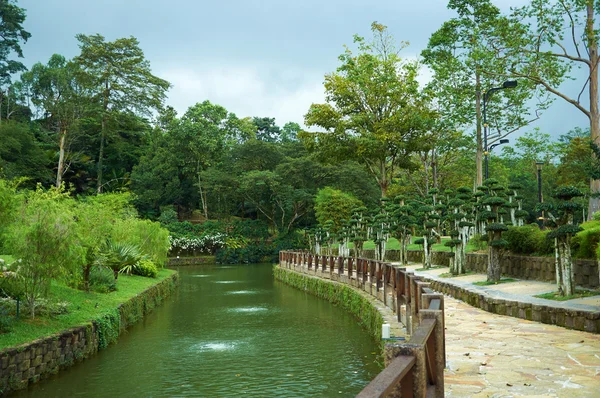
xmin=465 ymin=253 xmax=599 ymax=288
xmin=167 ymin=256 xmax=216 ymax=266
xmin=273 ymin=266 xmax=404 ymax=342
xmin=418 ymin=275 xmax=600 ymax=334
xmin=360 ymin=249 xmax=599 ymax=289
xmin=0 ymin=272 xmax=179 ymax=394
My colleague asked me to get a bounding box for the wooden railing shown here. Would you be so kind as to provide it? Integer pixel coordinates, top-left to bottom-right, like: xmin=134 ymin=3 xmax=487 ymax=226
xmin=279 ymin=251 xmax=445 ymax=397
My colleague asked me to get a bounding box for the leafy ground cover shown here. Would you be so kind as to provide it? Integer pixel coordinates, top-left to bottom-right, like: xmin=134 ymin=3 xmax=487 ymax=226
xmin=534 ymin=289 xmax=600 ymax=301
xmin=0 ymin=269 xmax=175 ymax=349
xmin=473 ymin=278 xmax=518 ymax=286
xmin=0 ymin=254 xmax=15 ymax=264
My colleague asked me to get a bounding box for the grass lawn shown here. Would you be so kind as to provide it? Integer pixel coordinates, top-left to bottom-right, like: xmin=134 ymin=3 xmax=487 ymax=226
xmin=0 ymin=254 xmax=15 ymax=264
xmin=439 ymin=271 xmax=476 ymax=278
xmin=415 ymin=265 xmax=447 ymax=271
xmin=0 ymin=268 xmax=176 ymax=349
xmin=534 ymin=289 xmax=600 ymax=301
xmin=351 ymin=237 xmax=481 ymax=253
xmin=473 ymin=278 xmax=518 ymax=286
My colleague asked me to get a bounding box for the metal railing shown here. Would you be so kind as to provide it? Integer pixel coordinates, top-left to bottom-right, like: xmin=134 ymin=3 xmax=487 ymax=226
xmin=279 ymin=251 xmax=445 ymax=397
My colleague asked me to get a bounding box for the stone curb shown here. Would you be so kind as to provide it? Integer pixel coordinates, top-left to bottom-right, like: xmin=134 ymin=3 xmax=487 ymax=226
xmin=412 ymin=271 xmax=600 ymax=333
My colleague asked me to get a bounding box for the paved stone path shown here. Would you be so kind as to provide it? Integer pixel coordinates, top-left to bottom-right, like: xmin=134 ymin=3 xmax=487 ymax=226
xmin=444 ymin=295 xmax=600 ymax=397
xmin=400 ymin=264 xmax=600 ymax=397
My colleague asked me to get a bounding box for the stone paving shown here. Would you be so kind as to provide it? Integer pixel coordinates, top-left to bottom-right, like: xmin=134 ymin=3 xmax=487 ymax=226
xmin=402 ymin=264 xmax=600 ymax=397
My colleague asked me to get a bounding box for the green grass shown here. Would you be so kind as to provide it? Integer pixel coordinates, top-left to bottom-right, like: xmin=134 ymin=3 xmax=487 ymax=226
xmin=439 ymin=271 xmax=476 ymax=278
xmin=349 ymin=238 xmax=481 ymax=253
xmin=473 ymin=278 xmax=517 ymax=286
xmin=0 ymin=269 xmax=176 ymax=349
xmin=534 ymin=289 xmax=600 ymax=301
xmin=414 ymin=265 xmax=447 ymax=271
xmin=0 ymin=254 xmax=15 ymax=264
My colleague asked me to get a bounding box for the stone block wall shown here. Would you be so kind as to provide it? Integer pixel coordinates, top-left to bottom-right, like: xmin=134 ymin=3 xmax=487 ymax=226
xmin=423 ymin=277 xmax=600 ymax=334
xmin=168 ymin=256 xmax=216 ymax=266
xmin=0 ymin=272 xmax=179 ymax=394
xmin=464 ymin=253 xmax=599 ymax=289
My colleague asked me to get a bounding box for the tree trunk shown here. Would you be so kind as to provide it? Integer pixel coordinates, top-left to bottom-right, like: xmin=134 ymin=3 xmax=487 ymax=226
xmin=97 ymin=118 xmax=106 ymax=194
xmin=198 ymin=171 xmax=208 ymax=219
xmin=487 ymin=231 xmax=501 ymax=282
xmin=555 ymin=237 xmax=562 ymax=292
xmin=475 ymin=70 xmax=483 ymax=187
xmin=588 ymin=2 xmax=600 ymax=219
xmin=423 ymin=234 xmax=431 ymax=269
xmin=562 ymin=236 xmax=575 ymax=296
xmin=56 ymin=129 xmax=67 ymax=188
xmin=83 ymin=264 xmax=91 ymax=292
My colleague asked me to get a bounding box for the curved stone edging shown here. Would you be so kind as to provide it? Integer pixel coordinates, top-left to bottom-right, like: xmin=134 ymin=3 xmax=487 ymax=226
xmin=419 ymin=275 xmax=600 ymax=333
xmin=0 ymin=271 xmax=179 ymax=394
xmin=167 ymin=256 xmax=216 ymax=266
xmin=273 ymin=265 xmax=404 ymax=342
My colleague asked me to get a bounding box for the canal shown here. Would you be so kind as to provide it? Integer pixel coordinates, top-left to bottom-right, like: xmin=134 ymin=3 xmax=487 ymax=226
xmin=13 ymin=264 xmax=382 ymax=397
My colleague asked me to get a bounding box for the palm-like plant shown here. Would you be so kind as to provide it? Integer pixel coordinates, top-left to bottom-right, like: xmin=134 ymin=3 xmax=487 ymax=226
xmin=99 ymin=241 xmax=143 ymax=281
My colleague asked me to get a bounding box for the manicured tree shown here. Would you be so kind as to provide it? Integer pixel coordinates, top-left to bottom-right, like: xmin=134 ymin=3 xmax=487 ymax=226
xmin=481 ymin=179 xmax=509 ymax=282
xmin=349 ymin=206 xmax=368 ymax=259
xmin=391 ymin=196 xmax=416 ymax=266
xmin=447 ymin=186 xmax=474 ymax=275
xmin=372 ymin=198 xmax=392 ymax=261
xmin=507 ymin=183 xmax=526 ymax=226
xmin=337 ymin=220 xmax=352 ymax=258
xmin=418 ymin=204 xmax=437 ymax=269
xmin=539 ymin=186 xmax=584 ymax=296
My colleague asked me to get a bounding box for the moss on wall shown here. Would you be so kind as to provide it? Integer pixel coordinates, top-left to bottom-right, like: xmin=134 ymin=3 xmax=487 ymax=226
xmin=273 ymin=266 xmax=384 ymax=341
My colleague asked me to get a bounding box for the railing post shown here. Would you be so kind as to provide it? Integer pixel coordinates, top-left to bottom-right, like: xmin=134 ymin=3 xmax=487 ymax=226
xmin=420 ymin=310 xmax=445 ymax=397
xmin=348 ymin=257 xmax=353 ymax=279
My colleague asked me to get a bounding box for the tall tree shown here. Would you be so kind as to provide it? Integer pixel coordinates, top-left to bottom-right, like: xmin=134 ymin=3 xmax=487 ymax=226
xmin=422 ymin=0 xmax=547 ymax=187
xmin=494 ymin=0 xmax=599 ymax=217
xmin=304 ymin=22 xmax=433 ymax=197
xmin=21 ymin=54 xmax=85 ymax=187
xmin=0 ymin=0 xmax=31 ymax=121
xmin=74 ymin=34 xmax=170 ymax=193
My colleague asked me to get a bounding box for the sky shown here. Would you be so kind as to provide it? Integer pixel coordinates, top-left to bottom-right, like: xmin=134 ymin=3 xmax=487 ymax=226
xmin=17 ymin=0 xmax=591 ymax=141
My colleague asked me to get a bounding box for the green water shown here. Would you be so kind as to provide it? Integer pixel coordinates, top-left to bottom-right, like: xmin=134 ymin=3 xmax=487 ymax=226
xmin=13 ymin=264 xmax=382 ymax=397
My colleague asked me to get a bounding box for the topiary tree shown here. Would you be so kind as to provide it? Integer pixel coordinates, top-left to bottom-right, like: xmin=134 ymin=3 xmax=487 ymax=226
xmin=481 ymin=179 xmax=509 ymax=283
xmin=417 ymin=204 xmax=437 ymax=269
xmin=539 ymin=186 xmax=584 ymax=296
xmin=372 ymin=198 xmax=392 ymax=261
xmin=349 ymin=206 xmax=368 ymax=259
xmin=390 ymin=196 xmax=416 ymax=266
xmin=447 ymin=186 xmax=474 ymax=275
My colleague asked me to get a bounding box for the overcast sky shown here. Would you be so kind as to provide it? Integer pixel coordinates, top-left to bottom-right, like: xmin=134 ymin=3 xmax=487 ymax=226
xmin=18 ymin=0 xmax=590 ymax=140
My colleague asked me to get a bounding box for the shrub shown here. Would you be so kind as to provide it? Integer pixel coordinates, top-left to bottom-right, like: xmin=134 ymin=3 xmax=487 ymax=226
xmin=470 ymin=234 xmax=488 ymax=251
xmin=572 ymin=220 xmax=600 ymax=259
xmin=89 ymin=265 xmax=116 ymax=293
xmin=133 ymin=259 xmax=158 ymax=278
xmin=504 ymin=224 xmax=544 ymax=255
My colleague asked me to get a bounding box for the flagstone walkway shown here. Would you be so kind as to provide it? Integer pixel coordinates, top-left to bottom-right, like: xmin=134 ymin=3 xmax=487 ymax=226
xmin=401 ymin=264 xmax=600 ymax=397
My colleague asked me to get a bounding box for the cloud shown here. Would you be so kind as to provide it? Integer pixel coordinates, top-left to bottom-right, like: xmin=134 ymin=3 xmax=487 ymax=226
xmin=159 ymin=64 xmax=326 ymax=127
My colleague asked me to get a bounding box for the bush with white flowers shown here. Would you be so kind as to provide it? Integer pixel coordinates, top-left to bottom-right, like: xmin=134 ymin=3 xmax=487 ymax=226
xmin=169 ymin=232 xmax=227 ymax=255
